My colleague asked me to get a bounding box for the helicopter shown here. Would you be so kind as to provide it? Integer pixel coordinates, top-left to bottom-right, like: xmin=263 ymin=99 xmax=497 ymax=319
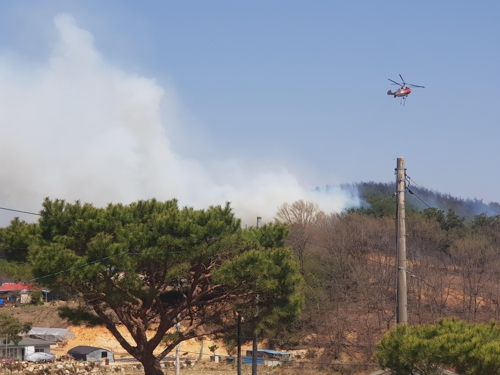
xmin=387 ymin=74 xmax=424 ymax=105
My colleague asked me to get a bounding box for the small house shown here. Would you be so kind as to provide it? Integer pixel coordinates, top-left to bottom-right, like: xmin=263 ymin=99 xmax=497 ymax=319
xmin=67 ymin=346 xmax=114 ymax=363
xmin=0 ymin=337 xmax=55 ymax=360
xmin=0 ymin=283 xmax=36 ymax=293
xmin=244 ymin=349 xmax=292 ymax=366
xmin=0 ymin=283 xmax=37 ymax=304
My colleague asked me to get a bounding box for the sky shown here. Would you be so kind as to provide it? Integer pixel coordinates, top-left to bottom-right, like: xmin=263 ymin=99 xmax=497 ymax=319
xmin=1 ymin=1 xmax=500 ymax=226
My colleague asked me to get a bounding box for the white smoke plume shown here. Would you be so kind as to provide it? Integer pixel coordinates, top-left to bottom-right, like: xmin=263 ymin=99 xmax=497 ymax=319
xmin=0 ymin=14 xmax=359 ymax=226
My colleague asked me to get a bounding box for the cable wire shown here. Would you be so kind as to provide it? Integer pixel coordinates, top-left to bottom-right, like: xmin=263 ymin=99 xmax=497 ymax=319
xmin=406 ymin=175 xmax=423 ymax=189
xmin=406 ymin=268 xmax=500 ymax=321
xmin=407 ymin=188 xmax=432 ymax=208
xmin=24 ymin=250 xmax=185 ymax=283
xmin=0 ymin=206 xmax=41 ymax=216
xmin=364 ymin=194 xmax=396 ymax=207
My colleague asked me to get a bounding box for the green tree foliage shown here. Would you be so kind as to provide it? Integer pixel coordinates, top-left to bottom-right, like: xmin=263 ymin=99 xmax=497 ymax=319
xmin=350 ymin=183 xmax=396 ymax=218
xmin=421 ymin=207 xmax=446 ymax=226
xmin=0 ymin=260 xmax=33 ymax=281
xmin=28 ymin=198 xmax=304 ymax=375
xmin=0 ymin=314 xmax=32 ymax=345
xmin=472 ymin=213 xmax=500 ymax=229
xmin=208 ymin=344 xmax=218 ymax=355
xmin=422 ymin=208 xmax=465 ymax=231
xmin=348 ymin=182 xmax=423 ymax=218
xmin=375 ymin=323 xmax=442 ymax=375
xmin=346 ymin=181 xmax=500 ymax=222
xmin=375 ymin=318 xmax=500 ymax=375
xmin=436 ymin=318 xmax=500 ymax=375
xmin=29 ymin=289 xmax=43 ymax=305
xmin=0 ymin=217 xmax=40 ymax=262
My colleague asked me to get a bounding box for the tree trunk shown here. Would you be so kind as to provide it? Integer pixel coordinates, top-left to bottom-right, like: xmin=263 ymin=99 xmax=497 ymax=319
xmin=141 ymin=354 xmax=164 ymax=375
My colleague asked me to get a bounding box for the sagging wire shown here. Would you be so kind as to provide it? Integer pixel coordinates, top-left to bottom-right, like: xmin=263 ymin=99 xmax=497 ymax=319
xmin=0 ymin=206 xmax=41 ymax=216
xmin=27 ymin=250 xmax=184 ymax=283
xmin=405 ymin=176 xmax=432 ymax=208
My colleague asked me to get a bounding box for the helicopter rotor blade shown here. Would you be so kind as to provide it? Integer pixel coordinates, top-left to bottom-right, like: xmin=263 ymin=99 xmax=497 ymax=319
xmin=407 ymin=84 xmax=425 ymax=88
xmin=399 ymin=74 xmax=405 ymax=85
xmin=388 ymin=78 xmax=403 ymax=86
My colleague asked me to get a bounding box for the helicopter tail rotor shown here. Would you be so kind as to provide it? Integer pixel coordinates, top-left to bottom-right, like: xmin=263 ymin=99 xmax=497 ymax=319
xmin=387 ymin=90 xmax=394 ymax=96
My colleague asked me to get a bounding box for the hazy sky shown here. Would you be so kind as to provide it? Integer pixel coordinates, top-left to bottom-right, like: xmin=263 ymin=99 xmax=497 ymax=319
xmin=1 ymin=1 xmax=499 ymax=226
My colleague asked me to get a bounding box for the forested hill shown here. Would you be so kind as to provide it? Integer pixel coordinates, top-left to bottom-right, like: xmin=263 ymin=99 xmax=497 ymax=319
xmin=343 ymin=181 xmax=500 ymax=220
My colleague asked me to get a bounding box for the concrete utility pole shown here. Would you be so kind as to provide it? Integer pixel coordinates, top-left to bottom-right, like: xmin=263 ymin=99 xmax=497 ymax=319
xmin=175 ymin=320 xmax=181 ymax=375
xmin=237 ymin=313 xmax=242 ymax=375
xmin=396 ymin=157 xmax=408 ymax=324
xmin=252 ymin=217 xmax=262 ymax=375
xmin=252 ymin=303 xmax=258 ymax=375
xmin=4 ymin=334 xmax=8 ymax=375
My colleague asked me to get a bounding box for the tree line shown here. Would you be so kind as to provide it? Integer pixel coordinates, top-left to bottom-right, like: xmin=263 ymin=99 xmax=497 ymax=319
xmin=2 ymin=188 xmax=500 ymax=372
xmin=0 ymin=198 xmax=304 ymax=375
xmin=273 ymin=197 xmax=500 ymax=364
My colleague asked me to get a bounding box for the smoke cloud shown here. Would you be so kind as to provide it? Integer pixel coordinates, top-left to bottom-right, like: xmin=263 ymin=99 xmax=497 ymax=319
xmin=0 ymin=14 xmax=359 ymax=226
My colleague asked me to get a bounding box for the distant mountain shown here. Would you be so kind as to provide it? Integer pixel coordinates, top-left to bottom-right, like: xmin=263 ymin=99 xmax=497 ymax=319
xmin=341 ymin=182 xmax=500 ymax=220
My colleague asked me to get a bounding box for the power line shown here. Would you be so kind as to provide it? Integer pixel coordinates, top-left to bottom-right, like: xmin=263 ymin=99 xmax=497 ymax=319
xmin=402 ymin=181 xmax=500 ymax=320
xmin=407 ymin=188 xmax=432 ymax=208
xmin=406 ymin=175 xmax=423 ymax=189
xmin=25 ymin=250 xmax=185 ymax=283
xmin=362 ymin=194 xmax=396 ymax=208
xmin=406 ymin=269 xmax=500 ymax=321
xmin=0 ymin=206 xmax=40 ymax=216
xmin=305 ymin=240 xmax=397 ymax=268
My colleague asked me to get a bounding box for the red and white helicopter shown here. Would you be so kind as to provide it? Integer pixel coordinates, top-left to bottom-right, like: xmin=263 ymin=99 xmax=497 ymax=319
xmin=387 ymin=74 xmax=424 ymax=105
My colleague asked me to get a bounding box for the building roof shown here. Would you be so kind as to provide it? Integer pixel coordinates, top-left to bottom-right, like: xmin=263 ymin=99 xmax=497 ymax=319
xmin=27 ymin=327 xmax=75 ymax=342
xmin=247 ymin=349 xmax=291 ymax=355
xmin=19 ymin=337 xmax=57 ymax=346
xmin=369 ymin=371 xmax=392 ymax=375
xmin=4 ymin=337 xmax=57 ymax=347
xmin=0 ymin=283 xmax=36 ymax=292
xmin=68 ymin=346 xmax=111 ymax=356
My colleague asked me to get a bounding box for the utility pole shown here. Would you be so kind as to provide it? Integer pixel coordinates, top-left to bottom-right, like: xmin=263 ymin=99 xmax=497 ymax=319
xmin=252 ymin=217 xmax=262 ymax=375
xmin=252 ymin=305 xmax=258 ymax=375
xmin=4 ymin=334 xmax=7 ymax=375
xmin=175 ymin=320 xmax=180 ymax=375
xmin=396 ymin=157 xmax=408 ymax=324
xmin=237 ymin=313 xmax=242 ymax=375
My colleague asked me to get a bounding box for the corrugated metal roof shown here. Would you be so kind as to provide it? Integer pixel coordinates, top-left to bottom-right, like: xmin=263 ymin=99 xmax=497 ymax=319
xmin=243 ymin=357 xmax=264 ymax=364
xmin=369 ymin=370 xmax=392 ymax=375
xmin=249 ymin=349 xmax=291 ymax=355
xmin=27 ymin=327 xmax=75 ymax=341
xmin=6 ymin=337 xmax=57 ymax=346
xmin=68 ymin=346 xmax=110 ymax=356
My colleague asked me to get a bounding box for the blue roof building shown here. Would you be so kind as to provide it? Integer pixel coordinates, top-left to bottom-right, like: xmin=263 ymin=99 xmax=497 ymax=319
xmin=244 ymin=349 xmax=293 ymax=366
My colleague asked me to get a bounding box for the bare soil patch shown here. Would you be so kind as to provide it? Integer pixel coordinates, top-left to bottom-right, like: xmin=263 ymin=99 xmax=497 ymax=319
xmin=1 ymin=302 xmax=69 ymax=328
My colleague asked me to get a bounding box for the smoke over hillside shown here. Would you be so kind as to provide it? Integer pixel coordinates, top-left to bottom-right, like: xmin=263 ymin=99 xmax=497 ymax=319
xmin=0 ymin=14 xmax=359 ymax=226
